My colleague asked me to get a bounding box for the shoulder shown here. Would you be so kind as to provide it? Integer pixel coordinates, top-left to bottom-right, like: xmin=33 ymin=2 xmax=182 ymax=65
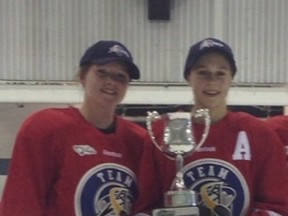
xmin=266 ymin=115 xmax=288 ymax=127
xmin=230 ymin=112 xmax=285 ymax=147
xmin=265 ymin=115 xmax=288 ymax=146
xmin=225 ymin=111 xmax=281 ymax=142
xmin=226 ymin=111 xmax=266 ymax=129
xmin=117 ymin=117 xmax=147 ymax=137
xmin=227 ymin=111 xmax=258 ymax=121
xmin=24 ymin=107 xmax=74 ymax=122
xmin=19 ymin=106 xmax=79 ymax=133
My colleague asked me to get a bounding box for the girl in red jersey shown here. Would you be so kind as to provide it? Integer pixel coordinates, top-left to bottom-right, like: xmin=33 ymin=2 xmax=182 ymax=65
xmin=148 ymin=38 xmax=288 ymax=216
xmin=0 ymin=41 xmax=154 ymax=216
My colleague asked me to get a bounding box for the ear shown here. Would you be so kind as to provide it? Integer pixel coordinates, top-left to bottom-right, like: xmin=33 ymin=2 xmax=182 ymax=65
xmin=186 ymin=78 xmax=193 ymax=87
xmin=79 ymin=76 xmax=86 ymax=87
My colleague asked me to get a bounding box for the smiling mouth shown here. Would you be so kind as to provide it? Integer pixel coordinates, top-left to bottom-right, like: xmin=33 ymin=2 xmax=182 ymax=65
xmin=102 ymin=89 xmax=116 ymax=95
xmin=203 ymin=90 xmax=219 ymax=96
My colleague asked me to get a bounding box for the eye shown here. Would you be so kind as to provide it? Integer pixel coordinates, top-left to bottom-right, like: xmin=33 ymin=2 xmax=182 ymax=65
xmin=114 ymin=73 xmax=129 ymax=82
xmin=197 ymin=70 xmax=210 ymax=76
xmin=95 ymin=69 xmax=129 ymax=84
xmin=96 ymin=69 xmax=108 ymax=78
xmin=216 ymin=71 xmax=226 ymax=76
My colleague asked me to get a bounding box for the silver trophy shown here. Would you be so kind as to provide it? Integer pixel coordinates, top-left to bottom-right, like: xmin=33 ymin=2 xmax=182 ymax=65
xmin=146 ymin=109 xmax=211 ymax=216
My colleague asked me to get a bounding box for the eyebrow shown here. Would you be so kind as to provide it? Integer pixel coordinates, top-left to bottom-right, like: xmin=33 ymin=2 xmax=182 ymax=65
xmin=193 ymin=65 xmax=231 ymax=70
xmin=97 ymin=68 xmax=128 ymax=75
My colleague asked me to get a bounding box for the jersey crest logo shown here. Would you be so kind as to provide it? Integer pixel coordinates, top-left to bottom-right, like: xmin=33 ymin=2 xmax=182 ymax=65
xmin=74 ymin=163 xmax=137 ymax=216
xmin=73 ymin=145 xmax=97 ymax=156
xmin=178 ymin=159 xmax=250 ymax=216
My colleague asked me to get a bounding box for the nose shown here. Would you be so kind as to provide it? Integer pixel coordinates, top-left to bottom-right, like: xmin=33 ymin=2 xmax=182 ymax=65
xmin=205 ymin=73 xmax=218 ymax=81
xmin=104 ymin=75 xmax=116 ymax=84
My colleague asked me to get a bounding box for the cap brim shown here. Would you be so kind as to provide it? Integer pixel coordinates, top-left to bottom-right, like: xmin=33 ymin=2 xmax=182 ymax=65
xmin=92 ymin=57 xmax=140 ymax=80
xmin=184 ymin=47 xmax=236 ymax=79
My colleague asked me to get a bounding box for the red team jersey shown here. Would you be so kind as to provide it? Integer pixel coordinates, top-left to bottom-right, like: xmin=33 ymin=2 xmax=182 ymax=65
xmin=148 ymin=111 xmax=288 ymax=216
xmin=265 ymin=115 xmax=288 ymax=163
xmin=0 ymin=107 xmax=152 ymax=216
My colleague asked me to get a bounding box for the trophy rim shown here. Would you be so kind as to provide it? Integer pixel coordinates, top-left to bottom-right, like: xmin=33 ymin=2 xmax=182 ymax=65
xmin=146 ymin=110 xmax=211 ymax=160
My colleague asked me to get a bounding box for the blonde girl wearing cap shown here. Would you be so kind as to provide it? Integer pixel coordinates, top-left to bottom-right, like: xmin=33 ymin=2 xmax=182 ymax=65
xmin=0 ymin=40 xmax=154 ymax=216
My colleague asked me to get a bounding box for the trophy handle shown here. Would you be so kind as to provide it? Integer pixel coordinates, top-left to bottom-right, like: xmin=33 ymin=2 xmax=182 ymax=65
xmin=146 ymin=111 xmax=168 ymax=154
xmin=191 ymin=108 xmax=211 ymax=153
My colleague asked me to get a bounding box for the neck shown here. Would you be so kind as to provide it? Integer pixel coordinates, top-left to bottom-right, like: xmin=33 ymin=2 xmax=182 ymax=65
xmin=79 ymin=101 xmax=115 ymax=129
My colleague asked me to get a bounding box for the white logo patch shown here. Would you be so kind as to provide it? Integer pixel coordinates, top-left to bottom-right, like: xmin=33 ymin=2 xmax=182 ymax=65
xmin=108 ymin=45 xmax=130 ymax=58
xmin=199 ymin=39 xmax=224 ymax=50
xmin=73 ymin=145 xmax=97 ymax=156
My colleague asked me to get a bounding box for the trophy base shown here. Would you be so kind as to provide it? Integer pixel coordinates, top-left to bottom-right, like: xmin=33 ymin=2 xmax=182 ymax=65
xmin=152 ymin=206 xmax=199 ymax=216
xmin=153 ymin=190 xmax=199 ymax=216
xmin=165 ymin=190 xmax=197 ymax=207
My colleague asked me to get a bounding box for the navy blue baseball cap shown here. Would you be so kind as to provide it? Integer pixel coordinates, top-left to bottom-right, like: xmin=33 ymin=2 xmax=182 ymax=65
xmin=183 ymin=38 xmax=237 ymax=80
xmin=80 ymin=40 xmax=140 ymax=80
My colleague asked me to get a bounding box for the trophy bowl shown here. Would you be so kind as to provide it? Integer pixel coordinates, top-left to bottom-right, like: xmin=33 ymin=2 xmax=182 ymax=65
xmin=146 ymin=109 xmax=211 ymax=216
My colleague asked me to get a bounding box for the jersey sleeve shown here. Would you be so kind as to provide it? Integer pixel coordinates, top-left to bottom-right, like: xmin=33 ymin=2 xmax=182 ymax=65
xmin=131 ymin=134 xmax=163 ymax=216
xmin=248 ymin=123 xmax=288 ymax=215
xmin=0 ymin=111 xmax=59 ymax=216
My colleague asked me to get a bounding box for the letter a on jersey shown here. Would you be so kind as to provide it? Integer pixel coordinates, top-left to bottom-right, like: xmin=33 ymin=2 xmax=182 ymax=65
xmin=232 ymin=131 xmax=251 ymax=161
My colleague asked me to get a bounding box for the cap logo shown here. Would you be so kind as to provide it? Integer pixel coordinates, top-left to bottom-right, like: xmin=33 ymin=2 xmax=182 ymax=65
xmin=199 ymin=39 xmax=224 ymax=50
xmin=108 ymin=45 xmax=130 ymax=58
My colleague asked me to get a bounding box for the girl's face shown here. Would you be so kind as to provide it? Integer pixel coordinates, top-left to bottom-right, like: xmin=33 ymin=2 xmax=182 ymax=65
xmin=80 ymin=61 xmax=130 ymax=108
xmin=186 ymin=52 xmax=233 ymax=111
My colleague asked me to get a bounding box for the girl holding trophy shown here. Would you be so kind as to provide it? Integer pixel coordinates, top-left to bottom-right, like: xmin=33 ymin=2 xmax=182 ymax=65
xmin=146 ymin=38 xmax=288 ymax=216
